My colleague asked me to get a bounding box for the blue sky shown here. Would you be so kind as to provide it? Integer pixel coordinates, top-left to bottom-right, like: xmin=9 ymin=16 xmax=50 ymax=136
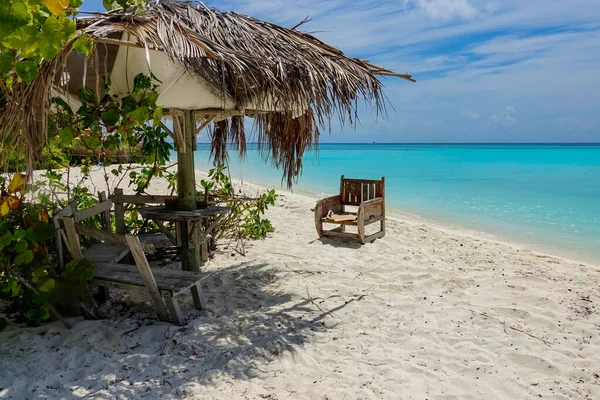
xmin=84 ymin=0 xmax=600 ymax=143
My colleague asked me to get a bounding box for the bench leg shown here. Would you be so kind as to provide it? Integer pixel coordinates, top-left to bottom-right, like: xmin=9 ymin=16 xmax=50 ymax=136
xmin=165 ymin=297 xmax=185 ymax=325
xmin=201 ymin=241 xmax=209 ymax=263
xmin=97 ymin=286 xmax=110 ymax=304
xmin=190 ymin=283 xmax=203 ymax=311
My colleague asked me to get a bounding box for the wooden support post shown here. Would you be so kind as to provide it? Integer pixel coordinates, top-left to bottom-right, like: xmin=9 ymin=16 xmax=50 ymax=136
xmin=63 ymin=217 xmax=84 ymax=261
xmin=165 ymin=297 xmax=185 ymax=325
xmin=190 ymin=283 xmax=203 ymax=311
xmin=177 ymin=109 xmax=201 ymax=272
xmin=62 ymin=217 xmax=99 ymax=318
xmin=114 ymin=188 xmax=126 ymax=234
xmin=98 ymin=191 xmax=111 ymax=232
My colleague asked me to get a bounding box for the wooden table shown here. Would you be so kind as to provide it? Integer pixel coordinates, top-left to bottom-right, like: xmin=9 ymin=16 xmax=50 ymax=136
xmin=138 ymin=205 xmax=230 ymax=272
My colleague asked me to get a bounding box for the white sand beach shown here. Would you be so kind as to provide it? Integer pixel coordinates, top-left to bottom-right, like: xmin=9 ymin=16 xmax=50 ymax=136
xmin=1 ymin=168 xmax=600 ymax=399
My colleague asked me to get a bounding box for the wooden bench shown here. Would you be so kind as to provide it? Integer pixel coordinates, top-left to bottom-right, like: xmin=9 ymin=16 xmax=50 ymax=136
xmin=314 ymin=175 xmax=385 ymax=244
xmin=57 ymin=205 xmax=205 ymax=325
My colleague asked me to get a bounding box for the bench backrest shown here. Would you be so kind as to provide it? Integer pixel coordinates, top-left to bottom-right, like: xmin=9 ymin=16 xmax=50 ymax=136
xmin=53 ymin=196 xmax=113 ymax=268
xmin=339 ymin=175 xmax=385 ymax=206
xmin=59 ymin=215 xmax=167 ymax=321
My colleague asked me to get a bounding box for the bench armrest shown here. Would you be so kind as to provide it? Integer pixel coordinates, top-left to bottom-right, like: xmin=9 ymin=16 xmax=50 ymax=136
xmin=358 ymin=197 xmax=384 ymax=220
xmin=314 ymin=195 xmax=342 ymax=218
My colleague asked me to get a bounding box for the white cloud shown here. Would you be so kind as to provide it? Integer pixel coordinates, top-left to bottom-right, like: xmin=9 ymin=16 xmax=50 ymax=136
xmin=554 ymin=118 xmax=599 ymax=131
xmin=461 ymin=109 xmax=480 ymax=119
xmin=415 ymin=0 xmax=479 ymax=21
xmin=490 ymin=106 xmax=517 ymax=127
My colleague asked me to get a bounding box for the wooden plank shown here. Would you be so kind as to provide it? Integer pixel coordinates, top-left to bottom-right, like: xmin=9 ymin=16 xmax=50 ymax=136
xmin=138 ymin=206 xmax=230 ymax=222
xmin=91 ymin=278 xmax=171 ymax=296
xmin=165 ymin=297 xmax=185 ymax=325
xmin=155 ymin=221 xmax=177 ymax=245
xmin=63 ymin=217 xmax=84 ymax=260
xmin=138 ymin=233 xmax=175 ymax=248
xmin=111 ymin=194 xmax=176 ymax=204
xmin=321 ymin=218 xmax=358 ymax=226
xmin=97 ymin=286 xmax=110 ymax=304
xmin=92 ymin=263 xmax=206 ymax=295
xmin=125 ymin=235 xmax=170 ymax=322
xmin=191 ymin=283 xmax=203 ymax=310
xmin=201 ymin=241 xmax=209 ymax=263
xmin=342 ymin=178 xmax=386 ymax=184
xmin=73 ymin=200 xmax=113 ymax=223
xmin=83 ymin=243 xmax=130 ymax=263
xmin=158 ymin=120 xmax=175 ymax=139
xmin=362 ymin=216 xmax=385 ymax=225
xmin=109 ymin=194 xmax=212 ymax=205
xmin=322 ymin=230 xmax=359 ymax=239
xmin=53 ymin=202 xmax=75 ymax=269
xmin=172 ymin=113 xmax=186 ymax=153
xmin=114 ymin=188 xmax=126 ymax=234
xmin=98 ymin=192 xmax=112 ymax=232
xmin=364 ymin=231 xmax=385 ymax=243
xmin=74 ymin=223 xmax=155 ymax=254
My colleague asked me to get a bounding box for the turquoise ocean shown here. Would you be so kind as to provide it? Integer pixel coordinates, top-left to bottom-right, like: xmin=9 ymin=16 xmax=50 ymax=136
xmin=187 ymin=143 xmax=600 ymax=264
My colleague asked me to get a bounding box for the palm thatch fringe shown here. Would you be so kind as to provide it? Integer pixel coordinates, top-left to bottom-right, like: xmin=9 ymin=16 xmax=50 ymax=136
xmin=0 ymin=1 xmax=414 ymax=185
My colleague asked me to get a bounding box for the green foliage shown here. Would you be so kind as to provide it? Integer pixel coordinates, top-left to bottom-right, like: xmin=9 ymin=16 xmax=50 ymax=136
xmin=47 ymin=73 xmax=170 ymax=175
xmin=0 ymin=0 xmax=87 ymax=87
xmin=240 ymin=190 xmax=276 ymax=239
xmin=201 ymin=163 xmax=277 ymax=241
xmin=102 ymin=0 xmax=150 ymax=13
xmin=0 ymin=179 xmax=57 ymax=326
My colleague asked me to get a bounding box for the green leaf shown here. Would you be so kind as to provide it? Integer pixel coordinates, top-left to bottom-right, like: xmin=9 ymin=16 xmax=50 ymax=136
xmin=81 ymin=268 xmax=94 ymax=281
xmin=58 ymin=127 xmax=73 ymax=144
xmin=13 ymin=239 xmax=28 ymax=253
xmin=27 ymin=305 xmax=50 ymax=322
xmin=129 ymin=106 xmax=149 ymax=124
xmin=72 ymin=33 xmax=93 ymax=56
xmin=14 ymin=249 xmax=34 ymax=265
xmin=4 ymin=24 xmax=40 ymax=57
xmin=101 ymin=106 xmax=120 ymax=127
xmin=14 ymin=229 xmax=26 ymax=239
xmin=31 ymin=222 xmax=54 ymax=241
xmin=102 ymin=0 xmax=121 ymax=11
xmin=0 ymin=317 xmax=8 ymax=332
xmin=82 ymin=133 xmax=101 ymax=148
xmin=0 ymin=1 xmax=31 ymax=29
xmin=38 ymin=278 xmax=55 ymax=292
xmin=0 ymin=232 xmax=12 ymax=247
xmin=14 ymin=60 xmax=39 ymax=83
xmin=78 ymin=86 xmax=95 ymax=103
xmin=11 ymin=280 xmax=21 ymax=297
xmin=33 ymin=293 xmax=48 ymax=304
xmin=32 ymin=267 xmax=49 ymax=283
xmin=132 ymin=73 xmax=151 ymax=94
xmin=37 ymin=14 xmax=76 ymax=60
xmin=0 ymin=52 xmax=14 ymax=75
xmin=152 ymin=106 xmax=163 ymax=124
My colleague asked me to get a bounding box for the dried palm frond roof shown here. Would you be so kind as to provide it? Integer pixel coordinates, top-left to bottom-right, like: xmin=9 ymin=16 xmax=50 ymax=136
xmin=0 ymin=1 xmax=414 ymax=185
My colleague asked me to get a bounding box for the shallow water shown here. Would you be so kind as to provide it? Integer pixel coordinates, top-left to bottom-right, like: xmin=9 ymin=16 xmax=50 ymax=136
xmin=186 ymin=143 xmax=600 ymax=263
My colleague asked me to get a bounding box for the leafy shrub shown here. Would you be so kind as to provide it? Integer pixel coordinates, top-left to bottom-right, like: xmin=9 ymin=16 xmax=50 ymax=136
xmin=200 ymin=163 xmax=277 ymax=241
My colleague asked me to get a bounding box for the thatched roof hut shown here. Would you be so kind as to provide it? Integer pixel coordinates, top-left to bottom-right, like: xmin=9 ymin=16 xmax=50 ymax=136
xmin=0 ymin=1 xmax=414 ymax=184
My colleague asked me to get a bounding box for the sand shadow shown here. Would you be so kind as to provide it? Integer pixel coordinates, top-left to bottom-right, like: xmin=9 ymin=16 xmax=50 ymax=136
xmin=311 ymin=236 xmax=363 ymax=249
xmin=0 ymin=261 xmax=364 ymax=399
